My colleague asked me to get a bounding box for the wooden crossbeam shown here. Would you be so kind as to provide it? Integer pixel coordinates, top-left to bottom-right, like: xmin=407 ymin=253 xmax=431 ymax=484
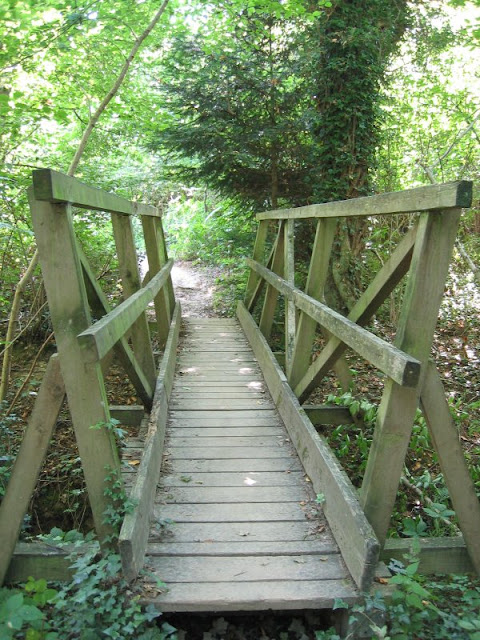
xmin=294 ymin=226 xmax=417 ymax=402
xmin=78 ymin=259 xmax=173 ymax=362
xmin=420 ymin=362 xmax=480 ymax=573
xmin=245 ymin=219 xmax=269 ymax=308
xmin=257 ymin=181 xmax=472 ymax=221
xmin=258 ymin=222 xmax=285 ymax=339
xmin=33 ymin=168 xmax=159 ymax=217
xmin=248 ymin=259 xmax=420 ymax=388
xmin=80 ymin=250 xmax=154 ymax=408
xmin=0 ymin=355 xmax=65 ymax=585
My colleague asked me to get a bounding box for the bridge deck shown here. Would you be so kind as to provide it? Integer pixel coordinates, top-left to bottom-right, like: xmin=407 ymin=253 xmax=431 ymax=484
xmin=141 ymin=318 xmax=360 ymax=611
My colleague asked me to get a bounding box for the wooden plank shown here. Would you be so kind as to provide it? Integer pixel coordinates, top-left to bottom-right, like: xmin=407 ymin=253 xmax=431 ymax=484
xmin=168 ymin=458 xmax=302 ymax=473
xmin=29 ymin=193 xmax=120 ymax=542
xmin=0 ymin=355 xmax=65 ymax=585
xmin=111 ymin=212 xmax=156 ymax=389
xmin=420 ymin=361 xmax=480 ymax=573
xmin=382 ymin=536 xmax=474 ymax=575
xmin=119 ymin=305 xmax=181 ymax=582
xmin=257 ymin=181 xmax=472 ymax=221
xmin=284 ymin=219 xmax=296 ymax=377
xmin=147 ymin=541 xmax=336 ymax=556
xmin=6 ymin=542 xmax=98 ymax=584
xmin=158 ymin=486 xmax=306 ymax=503
xmin=80 ymin=248 xmax=154 ymax=407
xmin=248 ymin=259 xmax=421 ymax=388
xmin=237 ymin=301 xmax=380 ymax=591
xmin=33 ymin=168 xmax=158 ymax=217
xmin=360 ymin=209 xmax=462 ymax=544
xmin=160 ymin=471 xmax=305 ymax=486
xmin=158 ymin=303 xmax=182 ymax=397
xmin=153 ymin=502 xmax=315 ymax=522
xmin=170 ymin=400 xmax=272 ymax=411
xmin=145 ymin=554 xmax=348 ymax=583
xmin=168 ymin=436 xmax=289 ymax=449
xmin=304 ymin=405 xmax=355 ymax=426
xmin=289 ymin=219 xmax=336 ymax=389
xmin=295 ymin=226 xmax=417 ymax=401
xmin=171 ymin=390 xmax=267 ymax=398
xmin=109 ymin=405 xmax=145 ymax=427
xmin=78 ymin=259 xmax=173 ymax=362
xmin=169 ymin=411 xmax=280 ymax=422
xmin=173 ymin=381 xmax=266 ymax=388
xmin=167 ymin=446 xmax=296 ymax=460
xmin=141 ymin=580 xmax=360 ymax=612
xmin=142 ymin=216 xmax=172 ymax=345
xmin=168 ymin=427 xmax=284 ymax=437
xmin=259 ymin=221 xmax=285 ymax=339
xmin=149 ymin=520 xmax=324 ymax=543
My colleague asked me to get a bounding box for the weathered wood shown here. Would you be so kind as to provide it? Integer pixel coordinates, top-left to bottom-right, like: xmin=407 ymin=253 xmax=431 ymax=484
xmin=79 ymin=249 xmax=154 ymax=407
xmin=142 ymin=579 xmax=360 ymax=612
xmin=109 ymin=405 xmax=145 ymax=427
xmin=360 ymin=209 xmax=462 ymax=544
xmin=259 ymin=222 xmax=285 ymax=339
xmin=142 ymin=216 xmax=171 ymax=345
xmin=159 ymin=485 xmax=304 ymax=504
xmin=111 ymin=212 xmax=156 ymax=389
xmin=295 ymin=226 xmax=417 ymax=401
xmin=169 ymin=410 xmax=280 ymax=422
xmin=146 ymin=554 xmax=348 ymax=583
xmin=237 ymin=301 xmax=380 ymax=591
xmin=168 ymin=427 xmax=284 ymax=438
xmin=148 ymin=541 xmax=334 ymax=556
xmin=284 ymin=219 xmax=296 ymax=377
xmin=168 ymin=436 xmax=290 ymax=449
xmin=289 ymin=219 xmax=336 ymax=389
xmin=78 ymin=259 xmax=173 ymax=362
xmin=33 ymin=168 xmax=158 ymax=216
xmin=119 ymin=304 xmax=181 ymax=582
xmin=149 ymin=520 xmax=320 ymax=543
xmin=29 ymin=193 xmax=120 ymax=542
xmin=153 ymin=502 xmax=315 ymax=522
xmin=304 ymin=405 xmax=355 ymax=426
xmin=169 ymin=399 xmax=272 ymax=411
xmin=420 ymin=361 xmax=480 ymax=573
xmin=160 ymin=470 xmax=304 ymax=487
xmin=6 ymin=542 xmax=98 ymax=584
xmin=257 ymin=180 xmax=472 ymax=221
xmin=168 ymin=458 xmax=302 ymax=473
xmin=248 ymin=259 xmax=421 ymax=388
xmin=245 ymin=219 xmax=269 ymax=307
xmin=0 ymin=355 xmax=65 ymax=585
xmin=168 ymin=446 xmax=296 ymax=460
xmin=382 ymin=537 xmax=474 ymax=575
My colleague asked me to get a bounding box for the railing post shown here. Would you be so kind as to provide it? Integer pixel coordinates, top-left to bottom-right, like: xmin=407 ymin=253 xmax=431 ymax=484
xmin=29 ymin=191 xmax=121 ymax=543
xmin=142 ymin=215 xmax=173 ymax=346
xmin=245 ymin=219 xmax=269 ymax=309
xmin=111 ymin=212 xmax=156 ymax=390
xmin=360 ymin=208 xmax=462 ymax=544
xmin=284 ymin=219 xmax=296 ymax=378
xmin=259 ymin=221 xmax=285 ymax=340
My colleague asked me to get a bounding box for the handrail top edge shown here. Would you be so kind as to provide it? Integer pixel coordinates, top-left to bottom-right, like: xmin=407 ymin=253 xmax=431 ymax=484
xmin=32 ymin=168 xmax=160 ymax=217
xmin=257 ymin=180 xmax=473 ymax=221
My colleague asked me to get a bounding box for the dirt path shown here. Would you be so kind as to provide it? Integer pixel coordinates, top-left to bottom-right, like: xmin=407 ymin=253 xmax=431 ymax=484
xmin=170 ymin=261 xmax=221 ymax=318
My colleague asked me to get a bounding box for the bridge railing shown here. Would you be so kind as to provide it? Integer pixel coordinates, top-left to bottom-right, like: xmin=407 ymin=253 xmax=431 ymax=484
xmin=0 ymin=169 xmax=179 ymax=584
xmin=239 ymin=180 xmax=480 ymax=577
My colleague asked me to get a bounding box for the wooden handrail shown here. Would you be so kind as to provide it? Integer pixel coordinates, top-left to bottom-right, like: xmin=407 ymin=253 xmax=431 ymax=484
xmin=33 ymin=168 xmax=159 ymax=217
xmin=78 ymin=259 xmax=174 ymax=361
xmin=257 ymin=180 xmax=472 ymax=221
xmin=247 ymin=258 xmax=421 ymax=387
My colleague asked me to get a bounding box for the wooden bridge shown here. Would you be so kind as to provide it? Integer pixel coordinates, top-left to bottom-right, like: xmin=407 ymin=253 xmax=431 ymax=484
xmin=1 ymin=170 xmax=479 ymax=613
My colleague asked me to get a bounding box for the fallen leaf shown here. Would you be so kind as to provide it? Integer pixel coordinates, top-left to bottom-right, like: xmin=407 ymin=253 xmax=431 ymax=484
xmin=128 ymin=460 xmax=140 ymax=466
